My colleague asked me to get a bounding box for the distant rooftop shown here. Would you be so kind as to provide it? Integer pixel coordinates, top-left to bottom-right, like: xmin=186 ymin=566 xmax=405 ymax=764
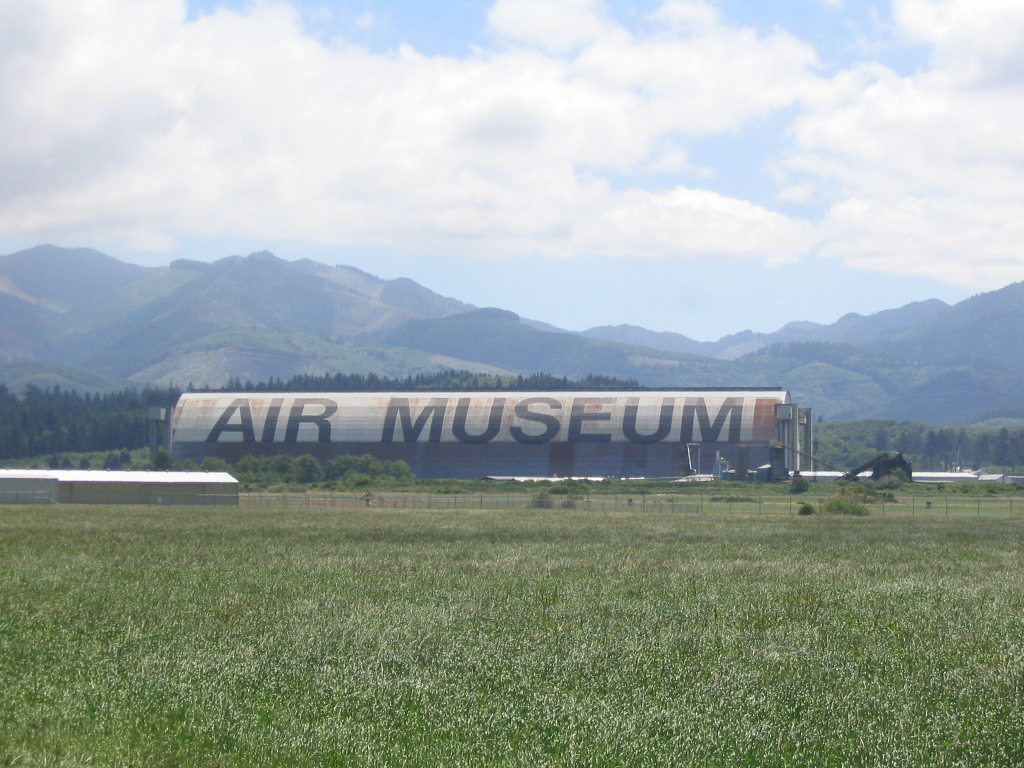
xmin=0 ymin=469 xmax=237 ymax=484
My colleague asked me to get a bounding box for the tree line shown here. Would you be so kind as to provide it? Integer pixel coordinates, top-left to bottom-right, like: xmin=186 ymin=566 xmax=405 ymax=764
xmin=814 ymin=420 xmax=1024 ymax=474
xmin=194 ymin=453 xmax=415 ymax=490
xmin=3 ymin=375 xmax=1024 ymax=475
xmin=221 ymin=370 xmax=640 ymax=392
xmin=0 ymin=384 xmax=180 ymax=460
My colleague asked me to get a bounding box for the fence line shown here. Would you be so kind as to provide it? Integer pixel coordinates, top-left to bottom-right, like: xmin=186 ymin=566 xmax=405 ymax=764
xmin=0 ymin=491 xmax=57 ymax=504
xmin=146 ymin=494 xmax=238 ymax=506
xmin=239 ymin=493 xmax=1022 ymax=517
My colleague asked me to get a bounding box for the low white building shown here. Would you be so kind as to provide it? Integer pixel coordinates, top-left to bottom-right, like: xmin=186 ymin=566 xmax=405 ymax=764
xmin=0 ymin=469 xmax=238 ymax=505
xmin=798 ymin=469 xmax=1008 ymax=485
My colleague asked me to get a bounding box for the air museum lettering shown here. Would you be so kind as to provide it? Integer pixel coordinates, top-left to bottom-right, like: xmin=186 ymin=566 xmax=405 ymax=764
xmin=204 ymin=396 xmax=747 ymax=445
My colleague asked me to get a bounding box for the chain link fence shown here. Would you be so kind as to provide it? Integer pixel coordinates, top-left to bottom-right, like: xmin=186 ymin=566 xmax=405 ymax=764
xmin=0 ymin=491 xmax=58 ymax=504
xmin=239 ymin=492 xmax=1023 ymax=517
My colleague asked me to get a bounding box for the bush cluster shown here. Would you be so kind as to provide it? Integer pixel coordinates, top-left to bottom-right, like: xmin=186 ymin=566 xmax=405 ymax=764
xmin=224 ymin=453 xmax=413 ymax=490
xmin=822 ymin=496 xmax=870 ymax=516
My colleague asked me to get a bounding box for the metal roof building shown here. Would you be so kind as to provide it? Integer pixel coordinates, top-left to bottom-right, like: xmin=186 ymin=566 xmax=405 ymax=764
xmin=0 ymin=470 xmax=238 ymax=505
xmin=171 ymin=389 xmax=812 ymax=480
xmin=800 ymin=470 xmax=1011 ymax=484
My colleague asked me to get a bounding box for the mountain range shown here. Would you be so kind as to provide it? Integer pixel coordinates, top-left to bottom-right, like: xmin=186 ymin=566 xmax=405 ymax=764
xmin=1 ymin=244 xmax=1021 ymax=425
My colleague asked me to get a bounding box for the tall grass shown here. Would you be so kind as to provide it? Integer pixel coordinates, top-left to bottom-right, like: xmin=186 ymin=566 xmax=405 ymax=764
xmin=1 ymin=505 xmax=1022 ymax=766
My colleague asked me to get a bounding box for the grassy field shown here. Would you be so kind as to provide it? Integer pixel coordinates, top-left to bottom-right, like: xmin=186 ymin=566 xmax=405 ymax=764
xmin=1 ymin=505 xmax=1023 ymax=767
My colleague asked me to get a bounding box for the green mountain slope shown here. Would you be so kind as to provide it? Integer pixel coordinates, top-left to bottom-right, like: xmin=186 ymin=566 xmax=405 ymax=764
xmin=0 ymin=245 xmax=153 ymax=311
xmin=2 ymin=244 xmax=1023 ymax=424
xmin=887 ymin=282 xmax=1024 ymax=373
xmin=0 ymin=293 xmax=58 ymax=360
xmin=0 ymin=360 xmax=136 ymax=394
xmin=54 ymin=251 xmax=466 ymax=377
xmin=584 ymin=298 xmax=950 ymax=360
xmin=362 ymin=307 xmax=737 ymax=385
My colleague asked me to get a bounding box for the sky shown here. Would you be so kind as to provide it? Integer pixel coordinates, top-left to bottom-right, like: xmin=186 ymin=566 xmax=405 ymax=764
xmin=2 ymin=0 xmax=1023 ymax=340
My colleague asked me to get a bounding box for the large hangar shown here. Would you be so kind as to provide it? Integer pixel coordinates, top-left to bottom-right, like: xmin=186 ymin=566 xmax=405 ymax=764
xmin=171 ymin=389 xmax=812 ymax=479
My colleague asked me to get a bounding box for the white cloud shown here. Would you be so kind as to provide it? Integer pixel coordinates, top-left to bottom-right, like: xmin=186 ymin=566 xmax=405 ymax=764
xmin=822 ymin=196 xmax=1024 ymax=288
xmin=0 ymin=0 xmax=821 ymax=265
xmin=777 ymin=0 xmax=1024 ymax=289
xmin=647 ymin=1 xmax=722 ymax=33
xmin=5 ymin=0 xmax=1023 ymax=295
xmin=895 ymin=0 xmax=1024 ymax=85
xmin=488 ymin=0 xmax=617 ymax=53
xmin=589 ymin=187 xmax=817 ymax=263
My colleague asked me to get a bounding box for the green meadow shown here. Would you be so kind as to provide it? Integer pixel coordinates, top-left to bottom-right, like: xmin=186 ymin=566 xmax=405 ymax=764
xmin=1 ymin=504 xmax=1022 ymax=767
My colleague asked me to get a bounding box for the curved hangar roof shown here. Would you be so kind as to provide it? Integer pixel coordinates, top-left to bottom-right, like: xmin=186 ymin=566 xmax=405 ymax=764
xmin=171 ymin=390 xmax=791 ymax=478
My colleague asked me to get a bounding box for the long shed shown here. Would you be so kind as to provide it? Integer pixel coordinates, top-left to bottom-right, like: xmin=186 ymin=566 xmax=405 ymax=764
xmin=0 ymin=470 xmax=239 ymax=505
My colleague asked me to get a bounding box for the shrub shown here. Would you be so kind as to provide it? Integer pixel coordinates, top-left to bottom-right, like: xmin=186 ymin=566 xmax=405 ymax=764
xmin=433 ymin=484 xmax=464 ymax=494
xmin=531 ymin=491 xmax=553 ymax=509
xmin=790 ymin=476 xmax=810 ymax=494
xmin=873 ymin=469 xmax=908 ymax=490
xmin=549 ymin=480 xmax=592 ymax=496
xmin=324 ymin=455 xmax=414 ymax=483
xmin=838 ymin=483 xmax=872 ymax=499
xmin=344 ymin=472 xmax=373 ymax=488
xmin=823 ymin=496 xmax=869 ymax=516
xmin=293 ymin=454 xmax=323 ymax=483
xmin=798 ymin=502 xmax=816 ymax=516
xmin=200 ymin=456 xmax=231 ymax=472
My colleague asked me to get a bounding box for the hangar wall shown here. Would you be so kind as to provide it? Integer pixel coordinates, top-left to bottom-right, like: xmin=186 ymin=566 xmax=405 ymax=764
xmin=171 ymin=390 xmax=805 ymax=479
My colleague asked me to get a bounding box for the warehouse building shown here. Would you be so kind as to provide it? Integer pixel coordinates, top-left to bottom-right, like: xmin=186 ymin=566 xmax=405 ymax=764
xmin=171 ymin=389 xmax=811 ymax=480
xmin=0 ymin=470 xmax=238 ymax=505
